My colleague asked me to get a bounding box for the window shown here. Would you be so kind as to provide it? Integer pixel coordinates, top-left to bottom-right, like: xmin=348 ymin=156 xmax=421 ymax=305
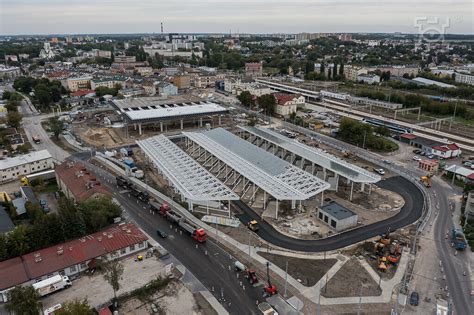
xmin=111 ymin=251 xmax=119 ymax=258
xmin=138 ymin=242 xmax=145 ymax=248
xmin=324 ymin=215 xmax=329 ymax=223
xmin=318 ymin=212 xmax=323 ymax=219
xmin=120 ymin=248 xmax=126 ymax=255
xmin=330 ymin=220 xmax=337 ymax=228
xmin=70 ymin=265 xmax=77 ymax=273
xmin=129 ymin=244 xmax=135 ymax=251
xmin=59 ymin=270 xmax=65 ymax=276
xmin=80 ymin=263 xmax=86 ymax=269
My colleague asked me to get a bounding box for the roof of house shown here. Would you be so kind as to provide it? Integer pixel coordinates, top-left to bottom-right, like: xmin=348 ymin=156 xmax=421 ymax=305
xmin=71 ymin=89 xmax=95 ymax=97
xmin=447 ymin=143 xmax=459 ymax=150
xmin=467 ymin=173 xmax=474 ymax=180
xmin=445 ymin=165 xmax=474 ymax=178
xmin=55 ymin=160 xmax=111 ymax=202
xmin=20 ymin=186 xmax=38 ymax=204
xmin=0 ymin=150 xmax=52 ymax=171
xmin=0 ymin=205 xmax=15 ymax=234
xmin=0 ymin=257 xmax=30 ymax=290
xmin=22 ymin=223 xmax=147 ymax=280
xmin=320 ymin=201 xmax=357 ymax=220
xmin=432 ymin=145 xmax=449 ymax=152
xmin=274 ymin=93 xmax=301 ymax=105
xmin=400 ymin=133 xmax=417 ymax=140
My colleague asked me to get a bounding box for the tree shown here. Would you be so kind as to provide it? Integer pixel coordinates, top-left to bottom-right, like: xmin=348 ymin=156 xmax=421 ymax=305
xmin=257 ymin=94 xmax=276 ymax=116
xmin=25 ymin=201 xmax=45 ymax=224
xmin=101 ymin=258 xmax=124 ymax=301
xmin=6 ymin=225 xmax=30 ymax=257
xmin=237 ymin=91 xmax=253 ymax=107
xmin=7 ymin=111 xmax=22 ymax=128
xmin=49 ymin=116 xmax=64 ymax=139
xmin=6 ymin=286 xmax=42 ymax=315
xmin=56 ymin=299 xmax=95 ymax=315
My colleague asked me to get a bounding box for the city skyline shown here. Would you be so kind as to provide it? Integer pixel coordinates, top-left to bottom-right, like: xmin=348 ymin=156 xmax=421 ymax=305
xmin=1 ymin=0 xmax=473 ymax=35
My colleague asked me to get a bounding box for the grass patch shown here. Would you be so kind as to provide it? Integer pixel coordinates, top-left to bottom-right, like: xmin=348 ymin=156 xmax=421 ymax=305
xmin=33 ymin=182 xmax=58 ymax=194
xmin=120 ymin=277 xmax=172 ymax=302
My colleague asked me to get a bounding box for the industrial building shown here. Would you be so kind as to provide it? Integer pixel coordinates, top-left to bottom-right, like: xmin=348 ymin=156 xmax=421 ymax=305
xmin=0 ymin=150 xmax=53 ymax=183
xmin=318 ymin=201 xmax=358 ymax=231
xmin=110 ymin=95 xmax=229 ymax=135
xmin=182 ymin=128 xmax=330 ymax=218
xmin=238 ymin=126 xmax=381 ymax=201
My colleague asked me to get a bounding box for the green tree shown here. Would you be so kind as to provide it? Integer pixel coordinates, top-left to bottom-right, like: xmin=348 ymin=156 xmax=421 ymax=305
xmin=25 ymin=201 xmax=45 ymax=224
xmin=49 ymin=116 xmax=64 ymax=139
xmin=0 ymin=234 xmax=7 ymax=261
xmin=56 ymin=299 xmax=95 ymax=315
xmin=77 ymin=197 xmax=122 ymax=233
xmin=7 ymin=111 xmax=22 ymax=128
xmin=237 ymin=91 xmax=253 ymax=107
xmin=6 ymin=225 xmax=30 ymax=257
xmin=257 ymin=94 xmax=276 ymax=116
xmin=101 ymin=258 xmax=124 ymax=301
xmin=6 ymin=286 xmax=42 ymax=315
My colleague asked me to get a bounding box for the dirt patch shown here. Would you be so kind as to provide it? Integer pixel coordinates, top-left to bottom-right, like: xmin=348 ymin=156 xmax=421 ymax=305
xmin=259 ymin=252 xmax=337 ymax=287
xmin=322 ymin=257 xmax=382 ymax=298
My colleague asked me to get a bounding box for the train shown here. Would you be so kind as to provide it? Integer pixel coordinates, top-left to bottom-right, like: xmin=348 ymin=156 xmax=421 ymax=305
xmin=361 ymin=118 xmax=413 ymax=134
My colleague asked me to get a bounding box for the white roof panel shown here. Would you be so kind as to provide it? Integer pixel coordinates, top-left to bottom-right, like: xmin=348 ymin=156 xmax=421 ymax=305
xmin=137 ymin=135 xmax=239 ymax=202
xmin=125 ymin=102 xmax=228 ymax=121
xmin=0 ymin=150 xmax=52 ymax=171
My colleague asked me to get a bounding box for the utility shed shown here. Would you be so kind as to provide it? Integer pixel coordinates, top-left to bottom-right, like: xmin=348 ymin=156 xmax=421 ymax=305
xmin=318 ymin=201 xmax=358 ymax=232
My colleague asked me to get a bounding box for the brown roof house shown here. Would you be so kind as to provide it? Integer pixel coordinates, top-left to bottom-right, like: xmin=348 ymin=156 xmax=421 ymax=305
xmin=55 ymin=160 xmax=111 ymax=202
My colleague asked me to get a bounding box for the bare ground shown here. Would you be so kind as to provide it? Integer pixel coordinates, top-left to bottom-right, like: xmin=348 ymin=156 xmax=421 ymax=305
xmin=258 ymin=252 xmax=337 ymax=287
xmin=322 ymin=257 xmax=382 ymax=298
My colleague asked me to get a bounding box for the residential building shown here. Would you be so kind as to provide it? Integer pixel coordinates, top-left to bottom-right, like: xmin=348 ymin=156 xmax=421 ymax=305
xmin=245 ymin=62 xmax=263 ymax=77
xmin=192 ymin=74 xmax=224 ymax=88
xmin=418 ymin=160 xmax=439 ymax=173
xmin=173 ymin=75 xmax=191 ymax=89
xmin=370 ymin=65 xmax=419 ymax=77
xmin=142 ymin=81 xmax=157 ymax=96
xmin=157 ymin=82 xmax=178 ymax=96
xmin=90 ymin=76 xmax=128 ymax=90
xmin=93 ymin=50 xmax=112 ymax=58
xmin=0 ymin=66 xmax=21 ymax=80
xmin=0 ymin=223 xmax=148 ymax=302
xmin=357 ymin=74 xmax=381 ymax=84
xmin=338 ymin=34 xmax=352 ymax=41
xmin=274 ymin=93 xmax=305 ymax=117
xmin=135 ymin=67 xmax=154 ymax=77
xmin=65 ymin=76 xmax=92 ymax=92
xmin=5 ymin=55 xmax=18 ymax=63
xmin=345 ymin=66 xmax=368 ymax=81
xmin=455 ymin=72 xmax=474 ymax=86
xmin=0 ymin=150 xmax=53 ymax=183
xmin=317 ymin=201 xmax=358 ymax=232
xmin=224 ymin=78 xmax=272 ymax=96
xmin=115 ymin=55 xmax=136 ymax=63
xmin=412 ymin=138 xmax=461 ymax=158
xmin=55 ymin=161 xmax=111 ymax=202
xmin=120 ymin=88 xmax=146 ymax=98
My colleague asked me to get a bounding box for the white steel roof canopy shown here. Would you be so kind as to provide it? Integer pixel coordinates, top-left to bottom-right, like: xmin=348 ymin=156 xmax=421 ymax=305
xmin=137 ymin=135 xmax=239 ymax=202
xmin=183 ymin=128 xmax=330 ymax=200
xmin=240 ymin=126 xmax=381 ymax=184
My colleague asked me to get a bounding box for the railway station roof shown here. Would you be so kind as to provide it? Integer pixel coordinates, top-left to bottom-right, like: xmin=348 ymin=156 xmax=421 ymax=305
xmin=183 ymin=128 xmax=330 ymax=200
xmin=137 ymin=135 xmax=239 ymax=202
xmin=239 ymin=126 xmax=381 ymax=184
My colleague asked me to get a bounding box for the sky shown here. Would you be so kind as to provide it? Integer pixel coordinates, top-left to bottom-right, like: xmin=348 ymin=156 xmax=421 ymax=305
xmin=0 ymin=0 xmax=473 ymax=35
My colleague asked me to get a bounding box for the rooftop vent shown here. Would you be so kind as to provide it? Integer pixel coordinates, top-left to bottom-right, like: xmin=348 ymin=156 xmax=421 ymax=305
xmin=34 ymin=253 xmax=42 ymax=263
xmin=56 ymin=247 xmax=64 ymax=255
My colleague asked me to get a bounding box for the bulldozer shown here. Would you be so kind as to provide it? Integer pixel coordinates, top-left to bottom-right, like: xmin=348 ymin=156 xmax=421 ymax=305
xmin=420 ymin=175 xmax=431 ymax=188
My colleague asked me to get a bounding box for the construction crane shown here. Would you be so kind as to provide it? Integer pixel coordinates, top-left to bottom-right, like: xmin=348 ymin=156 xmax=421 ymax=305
xmin=263 ymin=262 xmax=277 ymax=297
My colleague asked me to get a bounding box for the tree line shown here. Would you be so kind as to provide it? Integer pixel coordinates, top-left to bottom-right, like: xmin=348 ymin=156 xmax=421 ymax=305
xmin=237 ymin=91 xmax=276 ymax=116
xmin=0 ymin=196 xmax=122 ymax=261
xmin=13 ymin=76 xmax=68 ymax=111
xmin=1 ymin=91 xmax=24 ymax=129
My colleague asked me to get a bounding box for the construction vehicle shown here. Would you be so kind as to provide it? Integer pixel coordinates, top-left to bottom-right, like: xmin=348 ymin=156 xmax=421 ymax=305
xmin=451 ymin=228 xmax=467 ymax=250
xmin=159 ymin=204 xmax=207 ymax=243
xmin=130 ymin=186 xmax=150 ymax=202
xmin=150 ymin=201 xmax=170 ymax=213
xmin=263 ymin=262 xmax=277 ymax=297
xmin=248 ymin=220 xmax=259 ymax=232
xmin=420 ymin=176 xmax=432 ymax=188
xmin=234 ymin=261 xmax=258 ymax=284
xmin=116 ymin=176 xmax=133 ymax=189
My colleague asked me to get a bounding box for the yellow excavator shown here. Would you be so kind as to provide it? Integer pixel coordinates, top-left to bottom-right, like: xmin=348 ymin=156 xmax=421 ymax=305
xmin=420 ymin=175 xmax=432 ymax=188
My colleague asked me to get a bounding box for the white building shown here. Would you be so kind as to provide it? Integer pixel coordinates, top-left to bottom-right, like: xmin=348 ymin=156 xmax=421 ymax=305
xmin=39 ymin=42 xmax=55 ymax=59
xmin=274 ymin=93 xmax=305 ymax=116
xmin=357 ymin=74 xmax=381 ymax=85
xmin=0 ymin=66 xmax=21 ymax=80
xmin=0 ymin=150 xmax=53 ymax=183
xmin=317 ymin=201 xmax=358 ymax=232
xmin=345 ymin=66 xmax=368 ymax=81
xmin=224 ymin=78 xmax=271 ymax=96
xmin=455 ymin=72 xmax=474 ymax=86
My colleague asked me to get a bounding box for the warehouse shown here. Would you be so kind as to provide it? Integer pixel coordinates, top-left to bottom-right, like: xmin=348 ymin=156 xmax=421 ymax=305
xmin=182 ymin=128 xmax=330 ymax=219
xmin=0 ymin=150 xmax=53 ymax=183
xmin=110 ymin=95 xmax=229 ymax=135
xmin=318 ymin=201 xmax=358 ymax=232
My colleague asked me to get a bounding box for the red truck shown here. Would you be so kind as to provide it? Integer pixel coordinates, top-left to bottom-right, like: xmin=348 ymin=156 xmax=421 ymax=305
xmin=155 ymin=202 xmax=207 ymax=243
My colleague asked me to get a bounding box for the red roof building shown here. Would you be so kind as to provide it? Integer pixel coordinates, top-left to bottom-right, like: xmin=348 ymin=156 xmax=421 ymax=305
xmin=71 ymin=89 xmax=95 ymax=97
xmin=0 ymin=223 xmax=148 ymax=300
xmin=55 ymin=160 xmax=111 ymax=202
xmin=245 ymin=62 xmax=263 ymax=76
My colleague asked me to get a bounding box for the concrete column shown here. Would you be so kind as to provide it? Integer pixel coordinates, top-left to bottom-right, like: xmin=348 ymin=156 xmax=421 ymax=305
xmin=218 ymin=115 xmax=221 ymax=125
xmin=291 ymin=199 xmax=296 ymax=209
xmin=335 ymin=174 xmax=339 ymax=192
xmin=275 ymin=199 xmax=279 ymax=220
xmin=320 ymin=191 xmax=324 ymax=207
xmin=360 ymin=183 xmax=365 ymax=193
xmin=138 ymin=123 xmax=142 ymax=135
xmin=263 ymin=191 xmax=266 ymax=210
xmin=350 ymin=181 xmax=354 ymax=201
xmin=323 ymin=168 xmax=327 ymax=180
xmin=228 ymin=200 xmax=231 ymax=218
xmin=134 ymin=124 xmax=137 ymax=130
xmin=368 ymin=184 xmax=372 ymax=195
xmin=312 ymin=163 xmax=315 ymax=175
xmin=188 ymin=201 xmax=193 ymax=211
xmin=199 ymin=118 xmax=203 ymax=127
xmin=180 ymin=119 xmax=183 ymax=130
xmin=160 ymin=122 xmax=163 ymax=132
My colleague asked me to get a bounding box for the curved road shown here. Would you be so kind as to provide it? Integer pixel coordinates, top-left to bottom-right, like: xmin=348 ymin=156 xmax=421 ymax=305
xmin=234 ymin=176 xmax=424 ymax=252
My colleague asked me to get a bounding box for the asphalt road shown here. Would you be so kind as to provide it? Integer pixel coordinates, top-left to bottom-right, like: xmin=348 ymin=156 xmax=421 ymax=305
xmin=432 ymin=179 xmax=473 ymax=315
xmin=77 ymin=158 xmax=262 ymax=315
xmin=233 ymin=176 xmax=424 ymax=252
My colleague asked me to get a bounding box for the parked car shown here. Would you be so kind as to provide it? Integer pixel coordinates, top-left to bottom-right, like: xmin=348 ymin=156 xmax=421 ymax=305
xmin=374 ymin=168 xmax=385 ymax=175
xmin=463 ymin=161 xmax=472 ymax=166
xmin=413 ymin=149 xmax=421 ymax=154
xmin=427 ymin=154 xmax=435 ymax=159
xmin=420 ymin=151 xmax=426 ymax=156
xmin=156 ymin=230 xmax=168 ymax=238
xmin=413 ymin=156 xmax=421 ymax=161
xmin=410 ymin=292 xmax=419 ymax=306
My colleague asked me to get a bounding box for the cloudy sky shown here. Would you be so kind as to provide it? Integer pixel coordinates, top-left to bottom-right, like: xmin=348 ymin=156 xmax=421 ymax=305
xmin=1 ymin=0 xmax=473 ymax=35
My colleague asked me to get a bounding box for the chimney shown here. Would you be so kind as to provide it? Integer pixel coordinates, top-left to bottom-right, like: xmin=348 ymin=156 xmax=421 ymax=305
xmin=107 ymin=234 xmax=113 ymax=239
xmin=97 ymin=237 xmax=102 ymax=242
xmin=57 ymin=247 xmax=64 ymax=255
xmin=34 ymin=253 xmax=42 ymax=263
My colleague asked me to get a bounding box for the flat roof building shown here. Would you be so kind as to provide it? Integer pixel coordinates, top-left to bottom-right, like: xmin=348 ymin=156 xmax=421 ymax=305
xmin=110 ymin=96 xmax=229 ymax=135
xmin=318 ymin=201 xmax=358 ymax=232
xmin=0 ymin=150 xmax=53 ymax=183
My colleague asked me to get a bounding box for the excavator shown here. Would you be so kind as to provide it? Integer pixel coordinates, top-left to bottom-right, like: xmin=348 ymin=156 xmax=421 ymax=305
xmin=263 ymin=262 xmax=277 ymax=297
xmin=420 ymin=175 xmax=432 ymax=188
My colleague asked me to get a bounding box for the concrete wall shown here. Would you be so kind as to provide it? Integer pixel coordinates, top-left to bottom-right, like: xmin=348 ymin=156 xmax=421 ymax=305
xmin=1 ymin=157 xmax=53 ymax=183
